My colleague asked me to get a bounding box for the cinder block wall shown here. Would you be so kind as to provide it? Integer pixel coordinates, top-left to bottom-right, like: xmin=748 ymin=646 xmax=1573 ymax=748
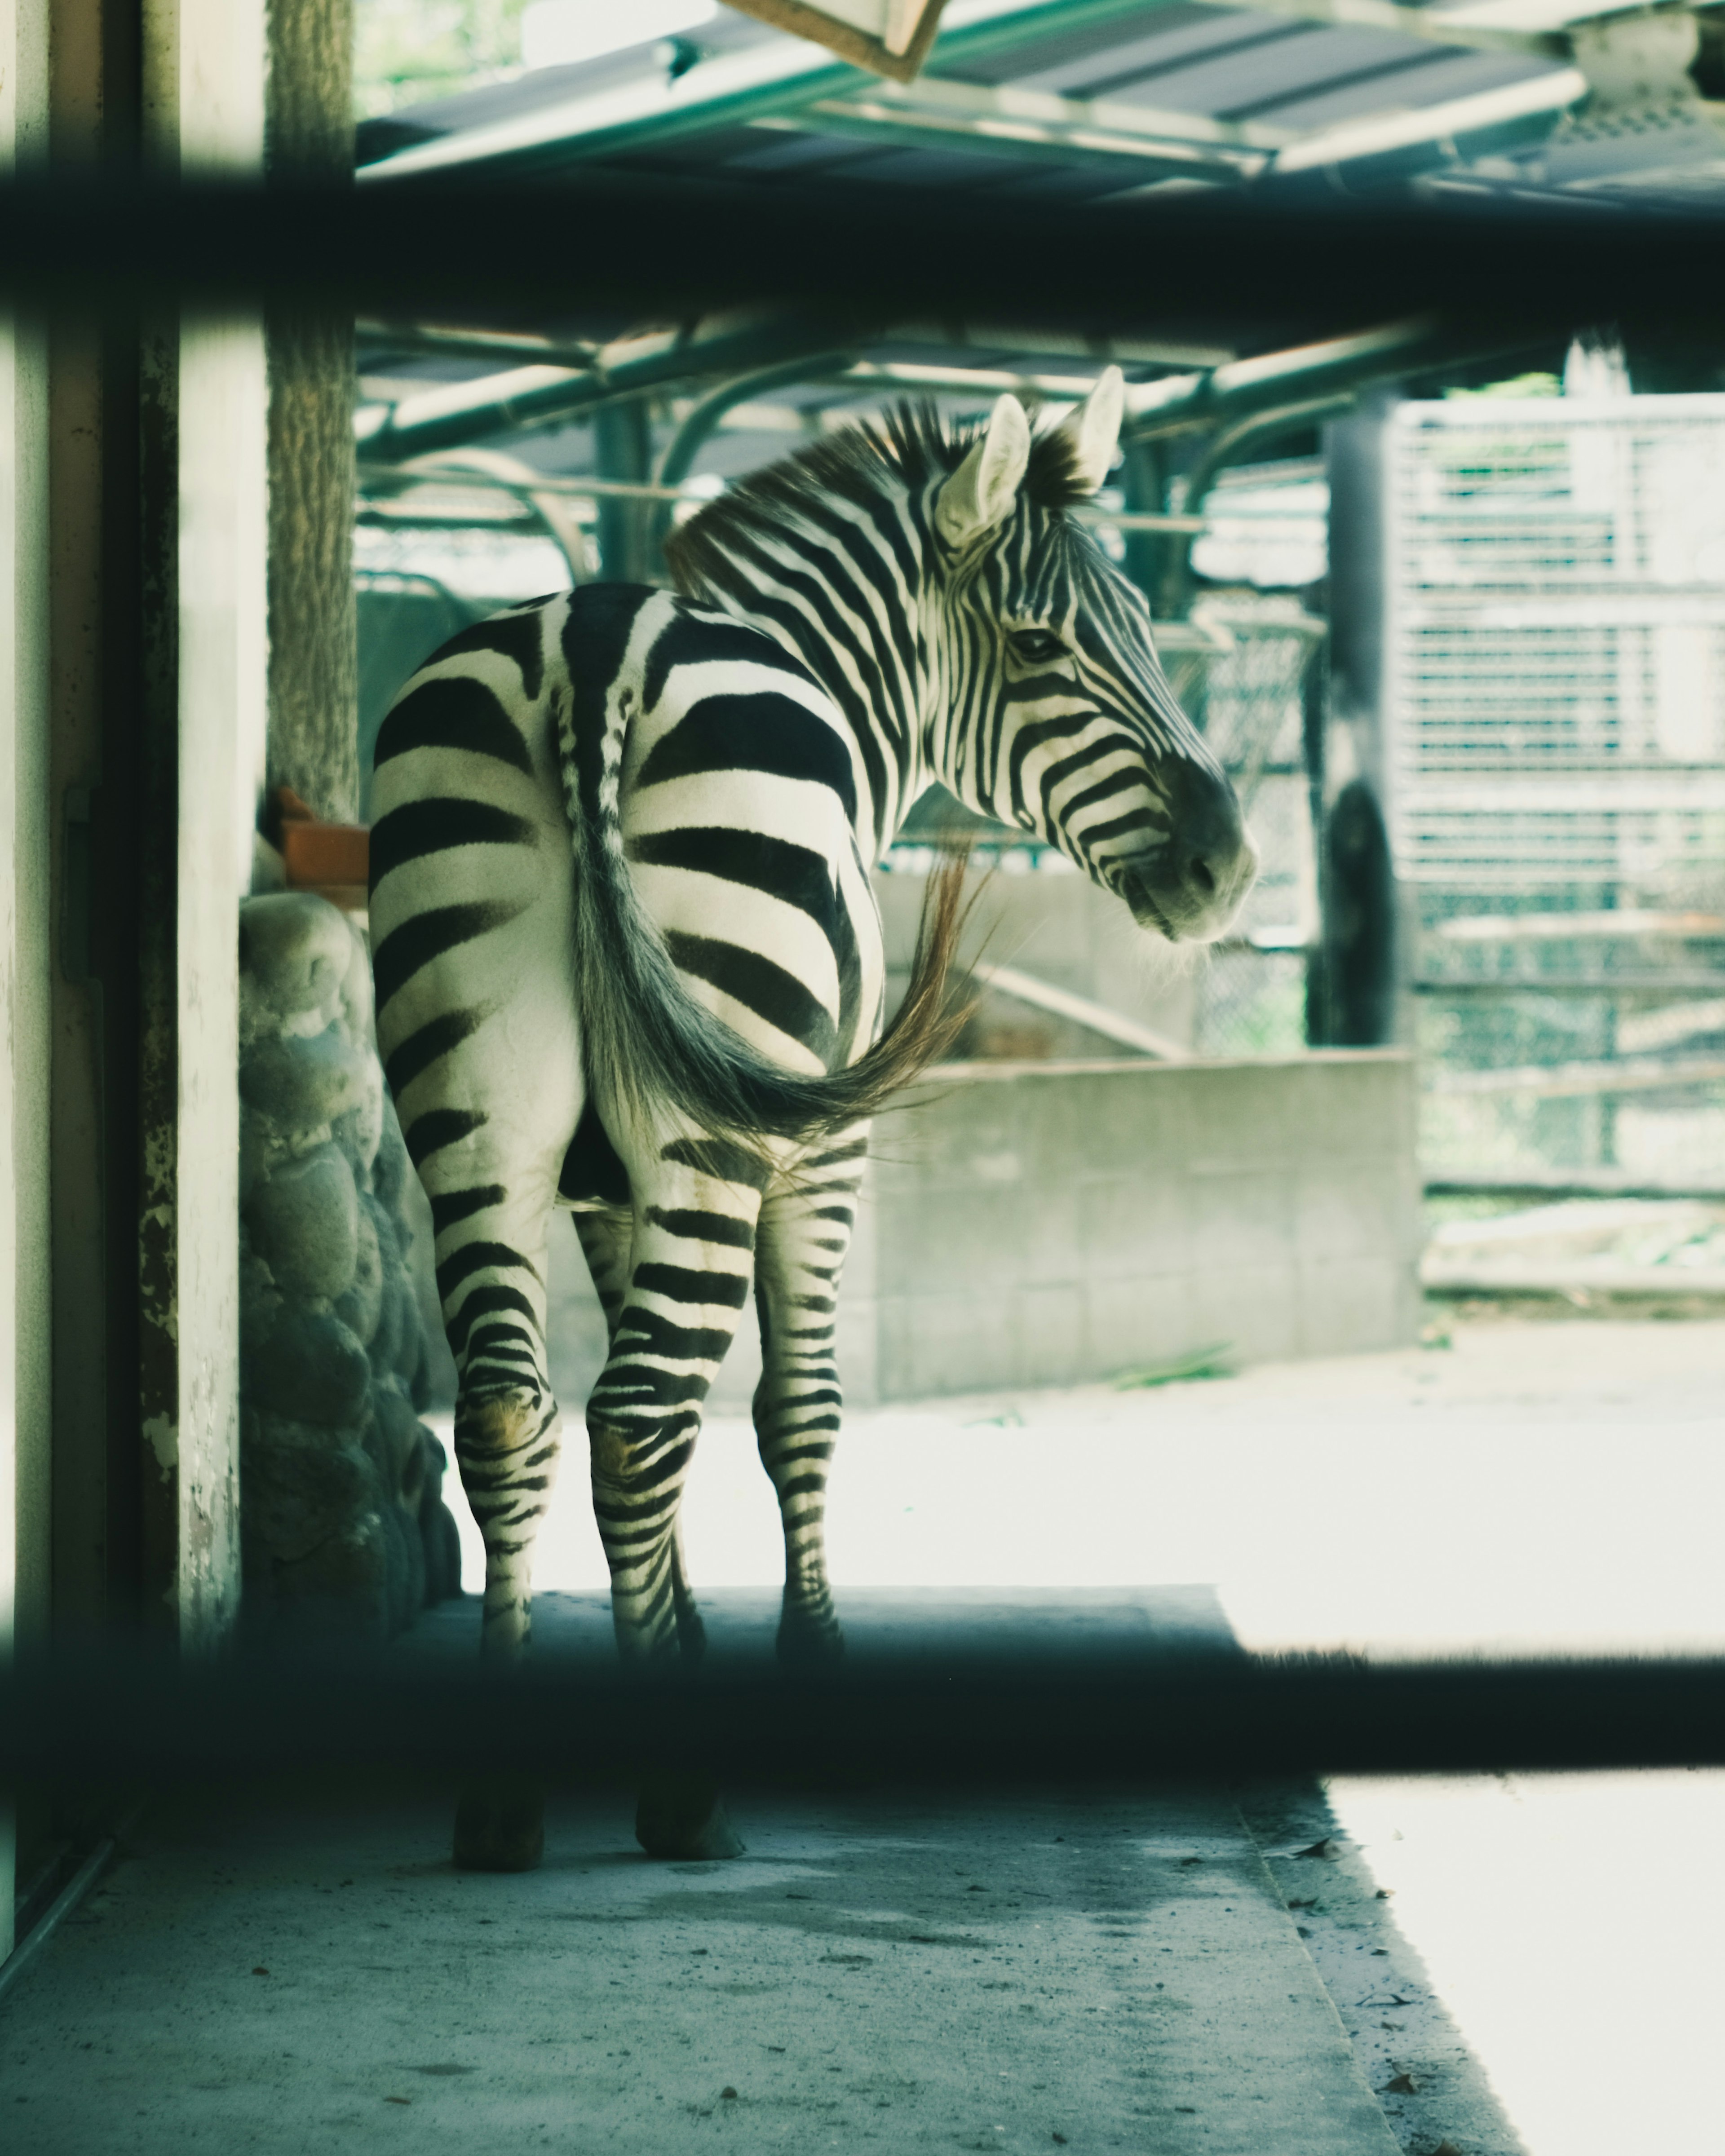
xmin=849 ymin=1051 xmax=1421 ymax=1400
xmin=540 ymin=1050 xmax=1421 ymax=1415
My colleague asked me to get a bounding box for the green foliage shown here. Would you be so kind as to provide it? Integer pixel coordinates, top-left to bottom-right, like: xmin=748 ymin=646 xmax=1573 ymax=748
xmin=1113 ymin=1343 xmax=1237 ymax=1389
xmin=355 ymin=0 xmax=531 ymax=116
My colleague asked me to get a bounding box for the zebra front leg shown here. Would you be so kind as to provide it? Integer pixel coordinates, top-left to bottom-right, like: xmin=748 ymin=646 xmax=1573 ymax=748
xmin=585 ymin=1140 xmax=765 ymax=1857
xmin=752 ymin=1128 xmax=869 ymax=1665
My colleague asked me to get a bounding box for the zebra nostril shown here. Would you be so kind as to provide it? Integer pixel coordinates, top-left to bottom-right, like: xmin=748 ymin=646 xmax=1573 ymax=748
xmin=1189 ymin=855 xmax=1216 ymax=897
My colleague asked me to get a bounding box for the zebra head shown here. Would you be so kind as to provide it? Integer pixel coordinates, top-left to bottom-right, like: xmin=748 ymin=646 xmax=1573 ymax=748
xmin=928 ymin=371 xmax=1257 ymax=944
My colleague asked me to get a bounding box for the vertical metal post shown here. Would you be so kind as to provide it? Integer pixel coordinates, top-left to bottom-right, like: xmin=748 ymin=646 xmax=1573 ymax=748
xmin=593 ymin=394 xmax=654 ymax=585
xmin=1313 ymin=395 xmax=1399 ymax=1047
xmin=1118 ymin=435 xmax=1166 ymax=609
xmin=1 ymin=0 xmax=53 ymax=1960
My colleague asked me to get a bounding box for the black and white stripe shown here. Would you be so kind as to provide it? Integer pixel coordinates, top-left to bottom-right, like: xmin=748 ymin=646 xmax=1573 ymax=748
xmin=368 ymin=373 xmax=1254 ymax=1724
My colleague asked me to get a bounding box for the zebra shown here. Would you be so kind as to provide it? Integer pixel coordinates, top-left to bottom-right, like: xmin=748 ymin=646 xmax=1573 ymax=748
xmin=367 ymin=368 xmax=1257 ymax=1870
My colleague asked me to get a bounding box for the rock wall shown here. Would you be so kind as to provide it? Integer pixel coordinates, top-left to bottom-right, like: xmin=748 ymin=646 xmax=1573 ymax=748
xmin=238 ymin=893 xmax=462 ymax=1638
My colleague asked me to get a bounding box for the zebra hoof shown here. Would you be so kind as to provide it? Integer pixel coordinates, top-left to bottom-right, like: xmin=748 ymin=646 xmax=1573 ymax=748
xmin=634 ymin=1771 xmax=746 ymax=1860
xmin=776 ymin=1610 xmax=845 ymax=1666
xmin=453 ymin=1774 xmax=545 ymax=1872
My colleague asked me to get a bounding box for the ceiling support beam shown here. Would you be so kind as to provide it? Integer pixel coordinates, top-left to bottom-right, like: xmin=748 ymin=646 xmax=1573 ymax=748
xmin=758 ymin=71 xmax=1283 ymax=178
xmin=355 ymin=314 xmax=859 ymax=464
xmin=1122 ymin=318 xmax=1491 ymax=439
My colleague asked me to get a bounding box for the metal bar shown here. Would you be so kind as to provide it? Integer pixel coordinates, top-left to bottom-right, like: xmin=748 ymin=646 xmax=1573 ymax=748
xmin=1426 ymin=1260 xmax=1725 ymax=1296
xmin=357 ymin=316 xmax=858 ymax=464
xmin=972 ymin=961 xmax=1192 ymax=1060
xmin=805 ymin=76 xmax=1283 ymax=156
xmin=1414 ymin=975 xmax=1725 ymax=996
xmin=1159 ymin=392 xmax=1354 ymax=616
xmin=2 ymin=1651 xmax=1721 ymax=1781
xmin=650 ymin=349 xmax=859 ymax=558
xmin=0 ymin=1834 xmax=121 ymax=2007
xmin=5 ymin=176 xmax=1725 ymax=338
xmin=1426 ymin=1171 xmax=1725 ymax=1200
xmin=756 ymin=84 xmax=1275 ymax=177
xmin=1432 ymin=1055 xmax=1725 ymax=1099
xmin=1123 ymin=319 xmax=1526 ymax=442
xmin=358 ymin=322 xmax=601 ymax=368
xmin=1271 ymin=61 xmax=1587 ymax=176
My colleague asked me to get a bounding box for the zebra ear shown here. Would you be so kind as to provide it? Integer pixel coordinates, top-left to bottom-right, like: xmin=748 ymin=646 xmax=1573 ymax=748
xmin=935 ymin=393 xmax=1031 ymax=547
xmin=1054 ymin=365 xmax=1125 ymax=496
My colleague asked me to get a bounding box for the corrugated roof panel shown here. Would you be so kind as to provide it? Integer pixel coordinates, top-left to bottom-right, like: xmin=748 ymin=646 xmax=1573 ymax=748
xmin=946 ymin=4 xmax=1273 ymax=91
xmin=1255 ymin=45 xmax=1551 ymax=130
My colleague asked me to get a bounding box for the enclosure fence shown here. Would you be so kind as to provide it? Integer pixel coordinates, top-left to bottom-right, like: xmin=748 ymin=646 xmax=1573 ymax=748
xmin=1389 ymin=396 xmax=1725 ymax=1195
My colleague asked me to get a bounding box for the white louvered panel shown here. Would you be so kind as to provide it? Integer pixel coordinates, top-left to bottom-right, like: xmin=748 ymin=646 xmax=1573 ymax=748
xmin=1387 ymin=398 xmax=1725 ymax=888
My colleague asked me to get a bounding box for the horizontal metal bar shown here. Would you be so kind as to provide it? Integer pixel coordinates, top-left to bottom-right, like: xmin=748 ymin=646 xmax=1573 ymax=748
xmin=1426 ymin=1260 xmax=1725 ymax=1296
xmin=1 ymin=175 xmax=1722 ymax=342
xmin=361 ymin=463 xmax=718 ymax=503
xmin=357 ymin=321 xmax=601 ymax=368
xmin=0 ymin=1834 xmax=121 ymax=2006
xmin=1413 ymin=974 xmax=1725 ymax=996
xmin=1 ymin=1651 xmax=1721 ymax=1782
xmin=1426 ymin=1171 xmax=1725 ymax=1201
xmin=1432 ymin=1054 xmax=1725 ymax=1098
xmin=1433 ymin=910 xmax=1725 ymax=943
xmin=358 ymin=315 xmax=851 ymax=463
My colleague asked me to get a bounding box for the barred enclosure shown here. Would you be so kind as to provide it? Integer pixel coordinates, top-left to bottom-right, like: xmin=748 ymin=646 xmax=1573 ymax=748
xmin=1387 ymin=396 xmax=1725 ymax=1189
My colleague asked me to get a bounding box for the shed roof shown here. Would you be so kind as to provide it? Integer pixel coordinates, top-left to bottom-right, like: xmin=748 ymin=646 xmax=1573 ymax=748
xmin=356 ymin=0 xmax=1725 ymax=208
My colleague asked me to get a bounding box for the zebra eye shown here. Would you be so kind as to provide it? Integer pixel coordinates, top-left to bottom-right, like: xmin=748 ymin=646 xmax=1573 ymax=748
xmin=1006 ymin=627 xmax=1068 ymax=667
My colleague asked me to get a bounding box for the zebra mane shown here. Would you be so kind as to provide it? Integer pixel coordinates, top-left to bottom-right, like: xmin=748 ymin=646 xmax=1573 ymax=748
xmin=665 ymin=398 xmax=1091 ymax=595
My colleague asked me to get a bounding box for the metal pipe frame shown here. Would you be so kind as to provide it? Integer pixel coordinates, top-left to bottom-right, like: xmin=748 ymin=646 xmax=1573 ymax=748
xmin=1157 ymin=393 xmax=1354 ymax=618
xmin=357 ymin=314 xmax=862 ymax=465
xmin=5 ymin=176 xmax=1723 ymax=342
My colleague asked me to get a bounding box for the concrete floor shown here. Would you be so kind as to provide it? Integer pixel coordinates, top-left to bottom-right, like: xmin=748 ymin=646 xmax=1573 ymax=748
xmin=6 ymin=1320 xmax=1724 ymax=2154
xmin=492 ymin=1313 xmax=1725 ymax=1661
xmin=5 ymin=1596 xmax=1405 ymax=2156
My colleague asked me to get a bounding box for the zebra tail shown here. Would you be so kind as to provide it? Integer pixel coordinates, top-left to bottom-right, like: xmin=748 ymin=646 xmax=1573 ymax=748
xmin=562 ymin=695 xmax=976 ymax=1156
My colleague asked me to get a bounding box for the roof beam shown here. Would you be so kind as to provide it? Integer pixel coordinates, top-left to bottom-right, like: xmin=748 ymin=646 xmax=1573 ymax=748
xmin=1171 ymin=0 xmax=1561 ymax=54
xmin=355 ymin=315 xmax=857 ymax=462
xmin=762 ymin=46 xmax=1584 ymax=188
xmin=1272 ymin=59 xmax=1586 ymax=174
xmin=757 ymin=73 xmax=1285 ymax=177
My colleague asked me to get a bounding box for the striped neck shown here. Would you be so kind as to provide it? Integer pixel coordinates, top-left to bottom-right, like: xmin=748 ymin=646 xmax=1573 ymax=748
xmin=668 ymin=477 xmax=939 ymax=862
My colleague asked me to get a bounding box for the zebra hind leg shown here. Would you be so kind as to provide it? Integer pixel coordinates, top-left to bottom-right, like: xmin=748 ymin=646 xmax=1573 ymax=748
xmin=431 ymin=1156 xmax=570 ymax=1873
xmin=581 ymin=1136 xmax=766 ymax=1859
xmin=752 ymin=1130 xmax=868 ymax=1666
xmin=575 ymin=1203 xmax=707 ymax=1667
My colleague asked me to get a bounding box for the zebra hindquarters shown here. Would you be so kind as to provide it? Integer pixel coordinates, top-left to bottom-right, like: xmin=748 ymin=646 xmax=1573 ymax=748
xmin=752 ymin=1123 xmax=871 ymax=1666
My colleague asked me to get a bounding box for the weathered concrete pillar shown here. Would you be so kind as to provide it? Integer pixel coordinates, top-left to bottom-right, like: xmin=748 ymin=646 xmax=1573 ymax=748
xmin=264 ymin=0 xmax=358 ymax=821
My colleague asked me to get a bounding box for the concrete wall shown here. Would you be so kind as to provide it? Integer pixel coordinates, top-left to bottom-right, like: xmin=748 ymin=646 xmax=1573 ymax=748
xmin=540 ymin=1051 xmax=1421 ymax=1421
xmin=854 ymin=1051 xmax=1421 ymax=1397
xmin=876 ymin=862 xmax=1202 ymax=1058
